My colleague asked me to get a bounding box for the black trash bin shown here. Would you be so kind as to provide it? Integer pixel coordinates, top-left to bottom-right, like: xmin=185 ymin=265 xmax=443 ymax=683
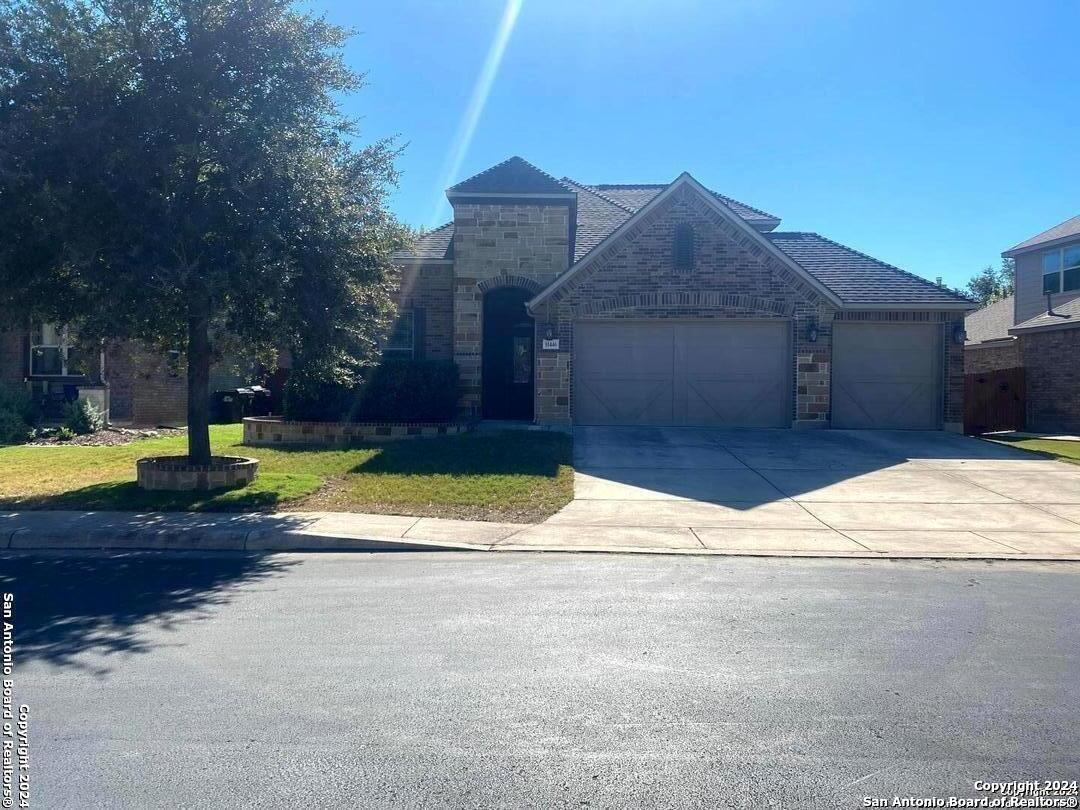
xmin=248 ymin=385 xmax=273 ymax=417
xmin=211 ymin=389 xmax=251 ymax=423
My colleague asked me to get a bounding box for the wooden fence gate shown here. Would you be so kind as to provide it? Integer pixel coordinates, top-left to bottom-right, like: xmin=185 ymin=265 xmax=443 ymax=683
xmin=964 ymin=367 xmax=1025 ymax=434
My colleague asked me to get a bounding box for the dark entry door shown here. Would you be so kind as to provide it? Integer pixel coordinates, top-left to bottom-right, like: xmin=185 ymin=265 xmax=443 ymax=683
xmin=482 ymin=287 xmax=534 ymax=420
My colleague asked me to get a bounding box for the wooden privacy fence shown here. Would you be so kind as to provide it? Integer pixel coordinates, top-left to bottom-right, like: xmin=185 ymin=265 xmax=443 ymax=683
xmin=964 ymin=366 xmax=1025 ymax=434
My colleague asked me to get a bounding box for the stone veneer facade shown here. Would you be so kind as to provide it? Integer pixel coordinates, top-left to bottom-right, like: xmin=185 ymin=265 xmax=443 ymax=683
xmin=393 ymin=183 xmax=969 ymax=431
xmin=451 ymin=202 xmax=570 ymax=414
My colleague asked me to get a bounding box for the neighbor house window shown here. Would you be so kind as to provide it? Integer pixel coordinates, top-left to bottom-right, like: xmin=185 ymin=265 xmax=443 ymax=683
xmin=1042 ymin=250 xmax=1061 ymax=294
xmin=1064 ymin=245 xmax=1080 ymax=292
xmin=1042 ymin=246 xmax=1080 ymax=294
xmin=673 ymin=224 xmax=694 ymax=271
xmin=383 ymin=310 xmax=415 ymax=358
xmin=29 ymin=323 xmax=88 ymax=376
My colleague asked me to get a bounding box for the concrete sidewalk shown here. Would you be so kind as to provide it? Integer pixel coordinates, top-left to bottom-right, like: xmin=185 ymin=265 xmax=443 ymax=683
xmin=3 ymin=508 xmax=1080 ymax=559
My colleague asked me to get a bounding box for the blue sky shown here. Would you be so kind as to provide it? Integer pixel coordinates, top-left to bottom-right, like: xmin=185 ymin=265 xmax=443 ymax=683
xmin=317 ymin=0 xmax=1078 ymax=289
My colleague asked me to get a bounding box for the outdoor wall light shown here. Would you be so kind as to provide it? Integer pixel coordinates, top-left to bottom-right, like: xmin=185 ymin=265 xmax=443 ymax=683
xmin=953 ymin=323 xmax=967 ymax=345
xmin=806 ymin=317 xmax=819 ymax=343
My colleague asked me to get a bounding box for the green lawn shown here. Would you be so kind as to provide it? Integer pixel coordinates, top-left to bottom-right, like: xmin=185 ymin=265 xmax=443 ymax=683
xmin=0 ymin=425 xmax=574 ymax=521
xmin=984 ymin=435 xmax=1080 ymax=466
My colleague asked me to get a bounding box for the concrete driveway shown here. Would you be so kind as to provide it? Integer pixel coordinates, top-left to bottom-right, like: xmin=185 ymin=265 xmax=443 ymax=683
xmin=503 ymin=427 xmax=1080 ymax=556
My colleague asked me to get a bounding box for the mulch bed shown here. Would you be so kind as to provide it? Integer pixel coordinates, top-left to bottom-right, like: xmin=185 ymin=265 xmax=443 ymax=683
xmin=27 ymin=427 xmax=187 ymax=447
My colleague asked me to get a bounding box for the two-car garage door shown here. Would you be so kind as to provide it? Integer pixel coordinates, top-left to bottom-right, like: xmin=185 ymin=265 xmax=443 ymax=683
xmin=573 ymin=321 xmax=791 ymax=427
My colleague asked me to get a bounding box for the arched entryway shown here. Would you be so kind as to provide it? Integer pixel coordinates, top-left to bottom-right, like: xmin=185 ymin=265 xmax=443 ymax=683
xmin=482 ymin=287 xmax=534 ymax=420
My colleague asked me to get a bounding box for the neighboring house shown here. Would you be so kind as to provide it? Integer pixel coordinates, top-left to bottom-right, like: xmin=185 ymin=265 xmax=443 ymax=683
xmin=0 ymin=322 xmax=188 ymax=425
xmin=964 ymin=294 xmax=1020 ymax=373
xmin=965 ymin=214 xmax=1080 ymax=433
xmin=393 ymin=156 xmax=973 ymax=430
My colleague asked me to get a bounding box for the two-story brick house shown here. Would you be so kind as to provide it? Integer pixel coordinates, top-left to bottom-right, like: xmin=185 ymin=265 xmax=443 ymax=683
xmin=394 ymin=156 xmax=974 ymax=430
xmin=965 ymin=214 xmax=1080 ymax=433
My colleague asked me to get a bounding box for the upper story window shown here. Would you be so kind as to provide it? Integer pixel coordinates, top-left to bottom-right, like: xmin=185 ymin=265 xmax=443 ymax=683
xmin=673 ymin=224 xmax=694 ymax=271
xmin=1042 ymin=245 xmax=1080 ymax=294
xmin=383 ymin=310 xmax=415 ymax=359
xmin=29 ymin=323 xmax=89 ymax=377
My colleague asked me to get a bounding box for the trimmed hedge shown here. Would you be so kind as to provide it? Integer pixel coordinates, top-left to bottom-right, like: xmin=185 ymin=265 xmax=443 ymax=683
xmin=351 ymin=360 xmax=458 ymax=422
xmin=283 ymin=360 xmax=459 ymax=423
xmin=0 ymin=383 xmax=40 ymax=444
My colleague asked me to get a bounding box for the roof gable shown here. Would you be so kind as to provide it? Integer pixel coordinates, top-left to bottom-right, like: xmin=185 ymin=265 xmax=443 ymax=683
xmin=590 ymin=184 xmax=781 ymax=230
xmin=1004 ymin=214 xmax=1080 ymax=256
xmin=528 ymin=173 xmax=842 ymax=310
xmin=447 ymin=156 xmax=572 ymax=197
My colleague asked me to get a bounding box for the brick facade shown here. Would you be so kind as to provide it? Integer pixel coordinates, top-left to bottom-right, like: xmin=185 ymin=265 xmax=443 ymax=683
xmin=393 ymin=262 xmax=454 ymax=360
xmin=1020 ymin=328 xmax=1080 ymax=433
xmin=530 ymin=185 xmax=835 ymax=427
xmin=451 ymin=202 xmax=571 ymax=414
xmin=106 ymin=341 xmax=187 ymax=426
xmin=964 ymin=340 xmax=1021 ymax=375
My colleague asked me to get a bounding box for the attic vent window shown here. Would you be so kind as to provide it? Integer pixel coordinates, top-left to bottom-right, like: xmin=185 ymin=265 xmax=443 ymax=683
xmin=673 ymin=224 xmax=694 ymax=271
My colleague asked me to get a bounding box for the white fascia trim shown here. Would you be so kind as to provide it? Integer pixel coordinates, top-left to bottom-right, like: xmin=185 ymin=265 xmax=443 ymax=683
xmin=394 ymin=258 xmax=454 ymax=265
xmin=527 ymin=173 xmax=843 ymax=311
xmin=446 ymin=191 xmax=576 ymax=200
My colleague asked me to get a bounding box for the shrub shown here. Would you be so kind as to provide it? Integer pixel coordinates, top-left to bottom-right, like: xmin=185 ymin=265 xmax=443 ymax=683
xmin=0 ymin=383 xmax=39 ymax=444
xmin=64 ymin=398 xmax=105 ymax=435
xmin=55 ymin=425 xmax=76 ymax=442
xmin=282 ymin=366 xmax=354 ymax=423
xmin=282 ymin=360 xmax=459 ymax=424
xmin=352 ymin=360 xmax=458 ymax=422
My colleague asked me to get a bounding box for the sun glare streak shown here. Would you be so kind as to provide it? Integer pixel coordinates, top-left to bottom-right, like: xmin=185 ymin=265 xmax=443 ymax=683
xmin=428 ymin=0 xmax=523 ymax=226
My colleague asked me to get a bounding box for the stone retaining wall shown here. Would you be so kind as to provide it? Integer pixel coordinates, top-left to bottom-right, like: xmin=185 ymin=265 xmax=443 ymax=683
xmin=137 ymin=455 xmax=258 ymax=491
xmin=243 ymin=417 xmax=473 ymax=447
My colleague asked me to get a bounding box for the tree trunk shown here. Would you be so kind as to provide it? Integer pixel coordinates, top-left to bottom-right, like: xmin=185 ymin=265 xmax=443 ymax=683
xmin=187 ymin=308 xmax=212 ymax=465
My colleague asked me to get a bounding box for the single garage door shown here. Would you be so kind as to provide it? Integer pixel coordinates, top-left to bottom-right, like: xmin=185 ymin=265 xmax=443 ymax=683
xmin=832 ymin=322 xmax=941 ymax=429
xmin=573 ymin=320 xmax=790 ymax=427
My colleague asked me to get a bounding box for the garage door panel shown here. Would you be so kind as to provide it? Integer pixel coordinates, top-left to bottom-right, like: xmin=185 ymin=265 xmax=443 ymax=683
xmin=577 ymin=377 xmax=674 ymax=425
xmin=685 ymin=378 xmax=787 ymax=427
xmin=833 ymin=324 xmax=940 ymax=430
xmin=574 ymin=321 xmax=790 ymax=427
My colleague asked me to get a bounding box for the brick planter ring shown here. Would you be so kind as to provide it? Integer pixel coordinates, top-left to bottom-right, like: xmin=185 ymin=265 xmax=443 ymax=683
xmin=136 ymin=455 xmax=260 ymax=491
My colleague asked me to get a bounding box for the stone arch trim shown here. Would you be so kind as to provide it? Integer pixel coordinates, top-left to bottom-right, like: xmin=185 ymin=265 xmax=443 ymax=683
xmin=567 ymin=291 xmax=795 ymax=318
xmin=476 ymin=274 xmax=543 ymax=295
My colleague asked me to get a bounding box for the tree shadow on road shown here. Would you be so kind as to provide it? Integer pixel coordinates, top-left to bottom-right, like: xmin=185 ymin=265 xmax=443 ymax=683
xmin=0 ymin=552 xmax=297 ymax=675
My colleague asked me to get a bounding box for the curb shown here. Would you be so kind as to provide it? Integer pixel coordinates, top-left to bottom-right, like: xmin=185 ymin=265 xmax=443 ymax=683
xmin=2 ymin=528 xmax=1079 ymax=561
xmin=4 ymin=527 xmax=487 ymax=554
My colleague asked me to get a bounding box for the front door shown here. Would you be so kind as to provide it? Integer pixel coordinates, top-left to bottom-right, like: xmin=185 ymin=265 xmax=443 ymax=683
xmin=482 ymin=287 xmax=534 ymax=420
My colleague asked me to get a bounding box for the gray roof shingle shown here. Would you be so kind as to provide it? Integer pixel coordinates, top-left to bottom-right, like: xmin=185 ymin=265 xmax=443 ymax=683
xmin=393 ymin=222 xmax=453 ymax=261
xmin=765 ymin=232 xmax=973 ymax=305
xmin=448 ymin=156 xmax=571 ymax=196
xmin=396 ymin=160 xmax=972 ymax=307
xmin=964 ymin=295 xmax=1015 ymax=344
xmin=1010 ymin=295 xmax=1080 ymax=333
xmin=590 ymin=184 xmax=780 ymax=226
xmin=1004 ymin=214 xmax=1080 ymax=255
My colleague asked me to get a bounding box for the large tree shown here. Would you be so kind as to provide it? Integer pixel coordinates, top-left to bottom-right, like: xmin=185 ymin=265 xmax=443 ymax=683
xmin=0 ymin=0 xmax=404 ymax=463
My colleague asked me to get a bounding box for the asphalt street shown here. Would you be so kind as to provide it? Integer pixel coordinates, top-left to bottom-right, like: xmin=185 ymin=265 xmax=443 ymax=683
xmin=7 ymin=551 xmax=1080 ymax=808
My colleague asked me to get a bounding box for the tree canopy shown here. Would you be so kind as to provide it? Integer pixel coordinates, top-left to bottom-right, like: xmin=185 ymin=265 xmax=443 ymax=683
xmin=962 ymin=258 xmax=1015 ymax=305
xmin=0 ymin=0 xmax=406 ymax=462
